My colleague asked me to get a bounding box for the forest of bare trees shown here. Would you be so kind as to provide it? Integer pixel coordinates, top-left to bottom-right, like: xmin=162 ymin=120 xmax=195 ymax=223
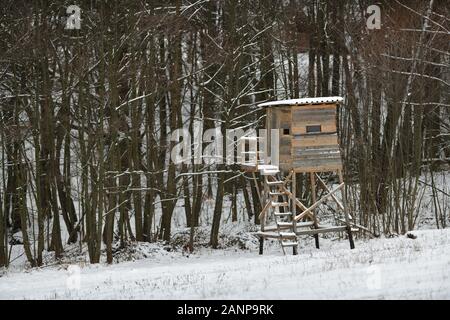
xmin=0 ymin=0 xmax=448 ymax=268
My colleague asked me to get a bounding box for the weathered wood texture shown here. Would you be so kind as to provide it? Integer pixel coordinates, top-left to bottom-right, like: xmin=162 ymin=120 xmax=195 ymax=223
xmin=292 ymin=104 xmax=337 ymax=135
xmin=257 ymin=103 xmax=343 ymax=173
xmin=268 ymin=107 xmax=292 ymax=170
xmin=291 ymin=104 xmax=341 ymax=172
xmin=292 ymin=134 xmax=339 ymax=148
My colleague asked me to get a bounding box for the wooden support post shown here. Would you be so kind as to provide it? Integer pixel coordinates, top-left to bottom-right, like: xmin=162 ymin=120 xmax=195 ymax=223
xmin=259 ymin=237 xmax=264 ymax=255
xmin=292 ymin=171 xmax=298 ymax=255
xmin=310 ymin=173 xmax=320 ymax=249
xmin=263 ymin=175 xmax=271 ymax=232
xmin=338 ymin=170 xmax=355 ymax=249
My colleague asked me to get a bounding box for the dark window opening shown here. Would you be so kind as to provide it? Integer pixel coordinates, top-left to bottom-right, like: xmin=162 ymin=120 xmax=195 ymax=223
xmin=283 ymin=128 xmax=290 ymax=135
xmin=306 ymin=125 xmax=322 ymax=133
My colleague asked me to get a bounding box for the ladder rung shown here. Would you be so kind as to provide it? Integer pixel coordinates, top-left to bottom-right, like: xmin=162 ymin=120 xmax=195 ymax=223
xmin=272 ymin=201 xmax=289 ymax=207
xmin=281 ymin=241 xmax=298 ymax=247
xmin=274 ymin=212 xmax=292 ymax=217
xmin=280 ymin=232 xmax=296 ymax=238
xmin=266 ymin=180 xmax=284 ymax=186
xmin=269 ymin=192 xmax=286 ymax=197
xmin=277 ymin=221 xmax=295 ymax=227
xmin=259 ymin=165 xmax=279 ymax=170
xmin=261 ymin=171 xmax=279 ymax=176
xmin=241 ymin=162 xmax=257 ymax=166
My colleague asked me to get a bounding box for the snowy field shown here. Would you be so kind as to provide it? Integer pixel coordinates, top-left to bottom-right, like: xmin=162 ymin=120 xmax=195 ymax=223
xmin=1 ymin=228 xmax=449 ymax=300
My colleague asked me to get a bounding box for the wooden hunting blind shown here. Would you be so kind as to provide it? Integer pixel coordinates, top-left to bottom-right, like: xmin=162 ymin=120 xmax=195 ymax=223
xmin=260 ymin=96 xmax=343 ymax=173
xmin=240 ymin=97 xmax=356 ymax=255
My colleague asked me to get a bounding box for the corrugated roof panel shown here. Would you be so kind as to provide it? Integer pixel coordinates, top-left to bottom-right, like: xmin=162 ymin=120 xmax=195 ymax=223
xmin=258 ymin=96 xmax=343 ymax=108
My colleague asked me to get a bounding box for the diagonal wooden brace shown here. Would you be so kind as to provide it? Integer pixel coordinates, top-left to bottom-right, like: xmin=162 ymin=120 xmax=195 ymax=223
xmin=294 ymin=183 xmax=344 ymax=222
xmin=315 ymin=173 xmax=345 ymax=211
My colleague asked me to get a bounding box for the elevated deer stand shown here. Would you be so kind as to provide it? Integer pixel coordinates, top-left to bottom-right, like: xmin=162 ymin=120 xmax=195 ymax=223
xmin=240 ymin=97 xmax=355 ymax=255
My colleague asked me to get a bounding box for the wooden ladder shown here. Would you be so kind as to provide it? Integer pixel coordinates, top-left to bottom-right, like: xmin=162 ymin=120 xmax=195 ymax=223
xmin=261 ymin=168 xmax=298 ymax=255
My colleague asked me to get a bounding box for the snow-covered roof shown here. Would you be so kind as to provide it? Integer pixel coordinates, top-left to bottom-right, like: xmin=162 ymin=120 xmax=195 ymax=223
xmin=258 ymin=96 xmax=343 ymax=108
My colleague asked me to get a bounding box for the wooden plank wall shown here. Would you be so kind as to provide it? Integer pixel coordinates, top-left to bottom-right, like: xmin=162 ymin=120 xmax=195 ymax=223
xmin=279 ymin=108 xmax=291 ymax=167
xmin=263 ymin=103 xmax=343 ymax=173
xmin=292 ymin=104 xmax=336 ymax=135
xmin=291 ymin=104 xmax=342 ymax=172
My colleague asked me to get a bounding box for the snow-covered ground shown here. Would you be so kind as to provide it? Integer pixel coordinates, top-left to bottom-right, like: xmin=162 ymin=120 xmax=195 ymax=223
xmin=1 ymin=228 xmax=449 ymax=300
